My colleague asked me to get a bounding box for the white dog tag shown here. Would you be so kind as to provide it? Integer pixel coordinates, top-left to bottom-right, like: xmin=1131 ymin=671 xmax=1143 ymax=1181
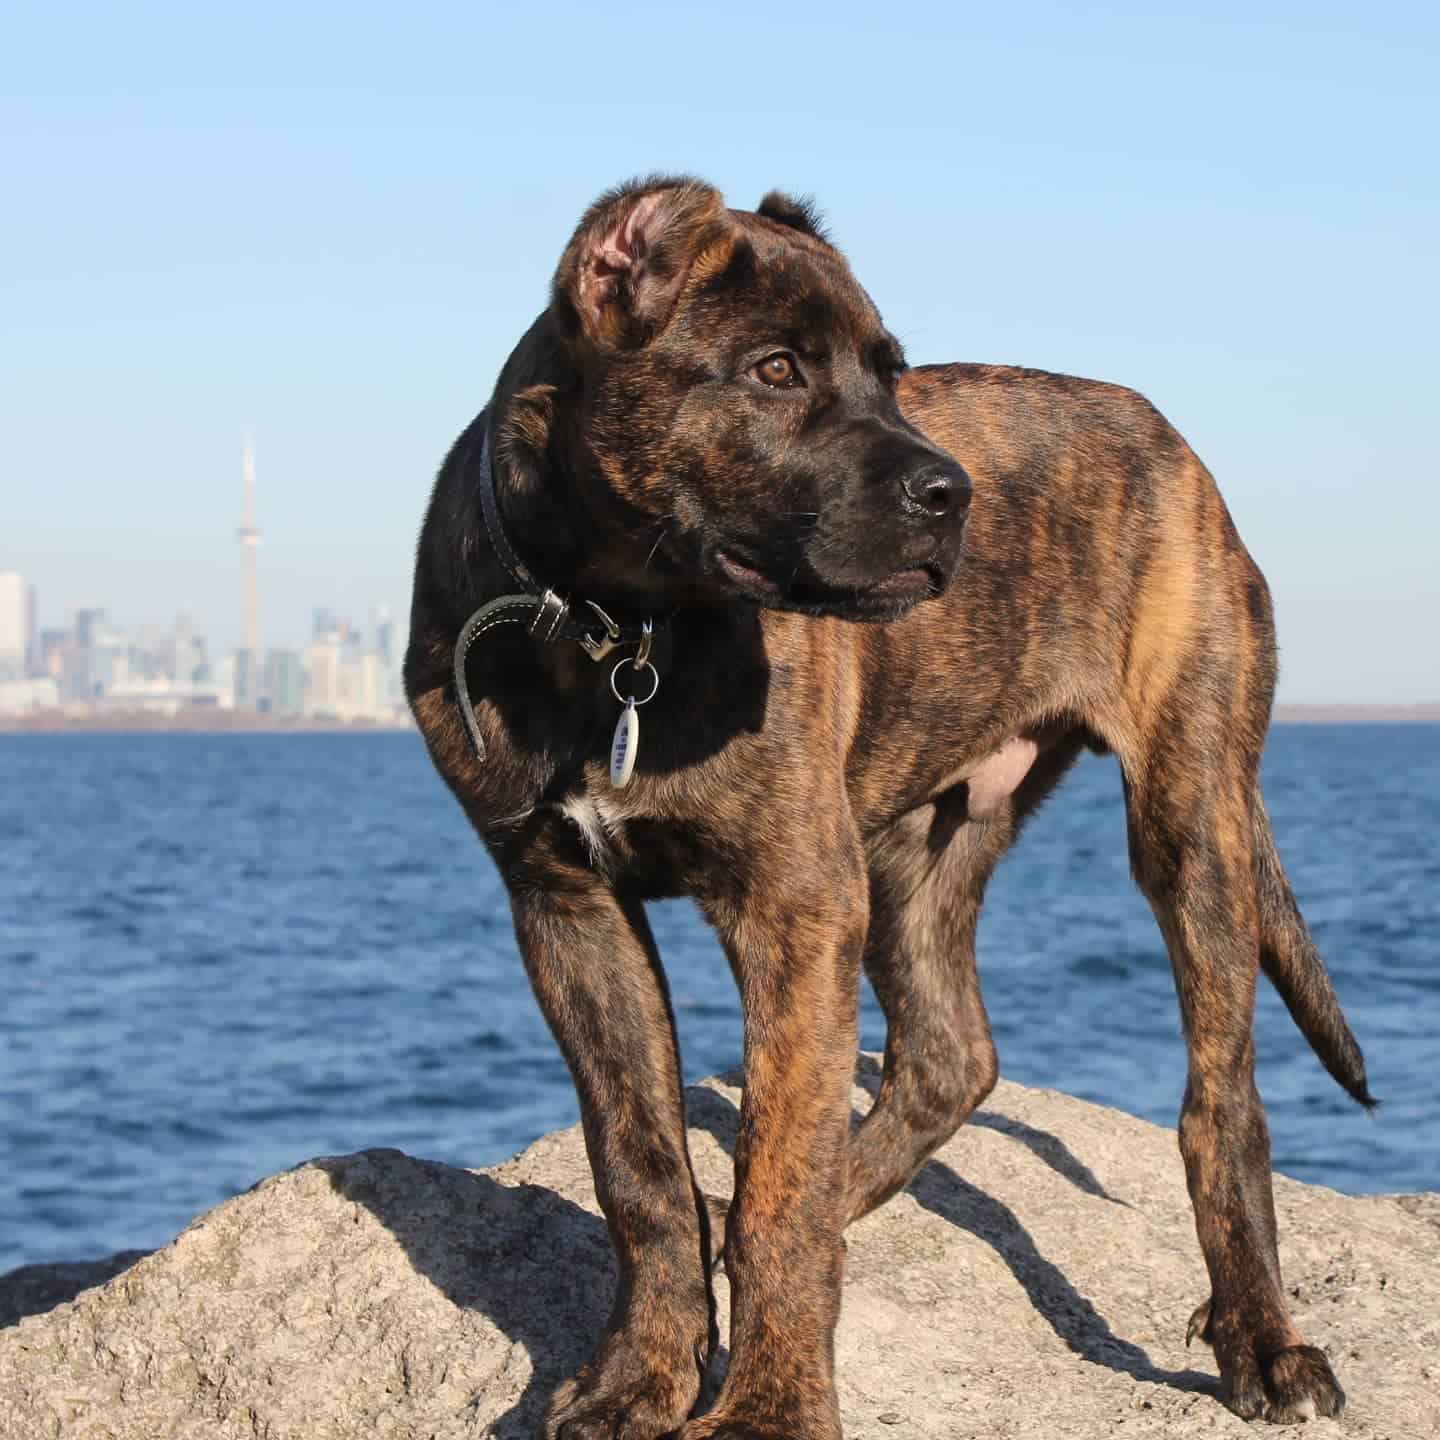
xmin=610 ymin=698 xmax=639 ymax=788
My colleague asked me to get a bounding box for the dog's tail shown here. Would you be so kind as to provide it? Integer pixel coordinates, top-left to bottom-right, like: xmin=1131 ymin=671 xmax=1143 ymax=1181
xmin=1253 ymin=795 xmax=1376 ymax=1109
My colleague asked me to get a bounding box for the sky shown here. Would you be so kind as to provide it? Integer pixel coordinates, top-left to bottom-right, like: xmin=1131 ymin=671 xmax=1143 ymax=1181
xmin=2 ymin=2 xmax=1436 ymax=701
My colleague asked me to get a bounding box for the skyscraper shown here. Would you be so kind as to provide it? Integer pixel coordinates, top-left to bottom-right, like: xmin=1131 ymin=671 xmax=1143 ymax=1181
xmin=24 ymin=582 xmax=36 ymax=675
xmin=74 ymin=607 xmax=105 ymax=649
xmin=265 ymin=649 xmax=305 ymax=716
xmin=235 ymin=435 xmax=262 ymax=709
xmin=0 ymin=571 xmax=27 ymax=681
xmin=373 ymin=605 xmax=394 ymax=669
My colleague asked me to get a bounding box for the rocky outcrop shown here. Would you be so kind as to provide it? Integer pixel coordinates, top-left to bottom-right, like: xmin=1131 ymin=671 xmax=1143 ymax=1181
xmin=2 ymin=1069 xmax=1435 ymax=1437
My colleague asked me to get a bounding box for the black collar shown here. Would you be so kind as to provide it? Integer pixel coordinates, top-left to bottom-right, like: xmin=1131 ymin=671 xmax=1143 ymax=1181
xmin=473 ymin=424 xmax=657 ymax=661
xmin=452 ymin=422 xmax=663 ymax=764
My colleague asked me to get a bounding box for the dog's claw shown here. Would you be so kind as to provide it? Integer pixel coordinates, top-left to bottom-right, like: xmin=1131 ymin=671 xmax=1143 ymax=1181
xmin=1186 ymin=1297 xmax=1213 ymax=1349
xmin=703 ymin=1192 xmax=731 ymax=1269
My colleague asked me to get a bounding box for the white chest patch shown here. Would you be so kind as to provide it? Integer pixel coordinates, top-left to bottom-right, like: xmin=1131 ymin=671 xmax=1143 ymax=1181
xmin=560 ymin=793 xmax=627 ymax=866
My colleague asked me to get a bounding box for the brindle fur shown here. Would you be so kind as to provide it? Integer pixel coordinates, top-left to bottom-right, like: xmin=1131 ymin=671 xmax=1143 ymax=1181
xmin=405 ymin=177 xmax=1372 ymax=1439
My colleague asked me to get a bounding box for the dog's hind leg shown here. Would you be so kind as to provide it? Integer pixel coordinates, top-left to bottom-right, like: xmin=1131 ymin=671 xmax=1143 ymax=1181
xmin=843 ymin=798 xmax=1005 ymax=1224
xmin=845 ymin=733 xmax=1084 ymax=1225
xmin=500 ymin=817 xmax=715 ymax=1440
xmin=1123 ymin=724 xmax=1347 ymax=1423
xmin=695 ymin=793 xmax=993 ymax=1251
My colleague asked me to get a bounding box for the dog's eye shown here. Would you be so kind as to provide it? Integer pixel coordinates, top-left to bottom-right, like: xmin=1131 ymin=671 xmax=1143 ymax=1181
xmin=752 ymin=353 xmax=801 ymax=389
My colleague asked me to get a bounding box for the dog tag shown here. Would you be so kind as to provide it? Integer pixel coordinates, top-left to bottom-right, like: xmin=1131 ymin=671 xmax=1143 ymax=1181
xmin=610 ymin=698 xmax=639 ymax=788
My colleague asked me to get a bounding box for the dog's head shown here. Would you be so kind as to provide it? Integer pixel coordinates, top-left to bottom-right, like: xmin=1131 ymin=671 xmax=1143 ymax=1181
xmin=525 ymin=175 xmax=971 ymax=621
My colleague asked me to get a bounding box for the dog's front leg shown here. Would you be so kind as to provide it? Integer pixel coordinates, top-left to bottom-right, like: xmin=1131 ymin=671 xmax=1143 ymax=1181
xmin=684 ymin=841 xmax=868 ymax=1440
xmin=503 ymin=820 xmax=715 ymax=1440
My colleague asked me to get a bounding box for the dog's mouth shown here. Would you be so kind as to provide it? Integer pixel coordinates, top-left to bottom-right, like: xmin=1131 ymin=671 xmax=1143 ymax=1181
xmin=714 ymin=547 xmax=945 ymax=620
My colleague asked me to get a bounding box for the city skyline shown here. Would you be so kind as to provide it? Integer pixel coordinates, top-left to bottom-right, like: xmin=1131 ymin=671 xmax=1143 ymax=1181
xmin=7 ymin=432 xmax=412 ymax=667
xmin=0 ymin=554 xmax=406 ymax=724
xmin=6 ymin=574 xmax=410 ymax=670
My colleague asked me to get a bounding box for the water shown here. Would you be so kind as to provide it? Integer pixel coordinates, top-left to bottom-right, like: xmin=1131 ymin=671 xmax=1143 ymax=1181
xmin=1 ymin=727 xmax=1436 ymax=1272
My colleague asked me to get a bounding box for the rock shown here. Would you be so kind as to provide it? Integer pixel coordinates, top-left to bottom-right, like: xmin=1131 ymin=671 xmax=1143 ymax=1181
xmin=0 ymin=1250 xmax=151 ymax=1331
xmin=2 ymin=1068 xmax=1435 ymax=1438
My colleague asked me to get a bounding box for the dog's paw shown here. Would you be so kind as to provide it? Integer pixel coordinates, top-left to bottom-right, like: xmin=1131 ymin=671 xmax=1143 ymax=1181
xmin=677 ymin=1420 xmax=837 ymax=1440
xmin=677 ymin=1403 xmax=841 ymax=1440
xmin=1187 ymin=1302 xmax=1345 ymax=1424
xmin=1255 ymin=1346 xmax=1346 ymax=1424
xmin=544 ymin=1339 xmax=706 ymax=1440
xmin=1217 ymin=1343 xmax=1346 ymax=1424
xmin=676 ymin=1428 xmax=772 ymax=1439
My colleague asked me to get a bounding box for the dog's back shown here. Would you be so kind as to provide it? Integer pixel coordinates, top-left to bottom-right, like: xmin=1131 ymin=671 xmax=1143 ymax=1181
xmin=889 ymin=362 xmax=1369 ymax=1104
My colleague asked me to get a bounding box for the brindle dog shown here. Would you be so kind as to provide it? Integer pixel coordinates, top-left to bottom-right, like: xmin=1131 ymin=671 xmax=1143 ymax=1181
xmin=404 ymin=176 xmax=1372 ymax=1439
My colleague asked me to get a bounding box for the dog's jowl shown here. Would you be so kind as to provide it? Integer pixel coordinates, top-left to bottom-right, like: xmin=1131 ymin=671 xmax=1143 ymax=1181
xmin=405 ymin=176 xmax=1371 ymax=1438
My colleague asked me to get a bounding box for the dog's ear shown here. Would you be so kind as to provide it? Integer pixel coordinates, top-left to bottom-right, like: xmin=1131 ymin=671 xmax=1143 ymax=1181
xmin=552 ymin=175 xmax=727 ymax=348
xmin=756 ymin=191 xmax=831 ymax=246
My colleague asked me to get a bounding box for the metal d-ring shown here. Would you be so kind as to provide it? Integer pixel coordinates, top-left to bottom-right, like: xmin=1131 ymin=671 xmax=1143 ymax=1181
xmin=578 ymin=599 xmax=622 ymax=661
xmin=611 ymin=655 xmax=659 ymax=707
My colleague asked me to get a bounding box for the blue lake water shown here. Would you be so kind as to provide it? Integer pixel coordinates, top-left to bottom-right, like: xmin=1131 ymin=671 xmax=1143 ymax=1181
xmin=1 ymin=726 xmax=1437 ymax=1272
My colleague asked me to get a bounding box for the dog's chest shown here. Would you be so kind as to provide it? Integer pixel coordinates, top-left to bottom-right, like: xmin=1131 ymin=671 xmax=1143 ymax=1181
xmin=554 ymin=765 xmax=730 ymax=898
xmin=560 ymin=791 xmax=628 ymax=869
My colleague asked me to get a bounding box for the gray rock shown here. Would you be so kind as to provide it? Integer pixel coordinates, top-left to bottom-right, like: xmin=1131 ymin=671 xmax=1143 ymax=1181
xmin=2 ymin=1070 xmax=1435 ymax=1438
xmin=0 ymin=1250 xmax=151 ymax=1331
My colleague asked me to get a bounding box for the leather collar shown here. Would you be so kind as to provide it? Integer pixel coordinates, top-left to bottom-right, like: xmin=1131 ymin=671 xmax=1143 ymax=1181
xmin=472 ymin=423 xmax=658 ymax=661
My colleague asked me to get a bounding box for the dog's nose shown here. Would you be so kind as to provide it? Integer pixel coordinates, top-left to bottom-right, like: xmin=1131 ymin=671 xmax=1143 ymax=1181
xmin=902 ymin=464 xmax=971 ymax=519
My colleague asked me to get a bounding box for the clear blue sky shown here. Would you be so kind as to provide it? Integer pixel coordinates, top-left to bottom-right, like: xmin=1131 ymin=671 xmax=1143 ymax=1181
xmin=2 ymin=2 xmax=1435 ymax=701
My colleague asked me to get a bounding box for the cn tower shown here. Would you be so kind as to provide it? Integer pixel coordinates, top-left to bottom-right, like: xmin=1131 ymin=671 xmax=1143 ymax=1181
xmin=237 ymin=434 xmax=261 ymax=665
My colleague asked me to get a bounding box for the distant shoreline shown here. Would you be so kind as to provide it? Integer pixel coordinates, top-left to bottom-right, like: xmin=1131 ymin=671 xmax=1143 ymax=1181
xmin=1271 ymin=703 xmax=1440 ymax=724
xmin=2 ymin=703 xmax=1438 ymax=734
xmin=0 ymin=709 xmax=412 ymax=734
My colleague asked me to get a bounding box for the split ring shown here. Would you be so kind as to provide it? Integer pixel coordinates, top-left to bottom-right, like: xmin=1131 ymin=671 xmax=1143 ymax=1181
xmin=611 ymin=657 xmax=659 ymax=707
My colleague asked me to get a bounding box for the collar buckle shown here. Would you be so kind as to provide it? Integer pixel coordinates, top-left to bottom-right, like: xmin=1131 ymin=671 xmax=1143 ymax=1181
xmin=577 ymin=600 xmax=623 ymax=662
